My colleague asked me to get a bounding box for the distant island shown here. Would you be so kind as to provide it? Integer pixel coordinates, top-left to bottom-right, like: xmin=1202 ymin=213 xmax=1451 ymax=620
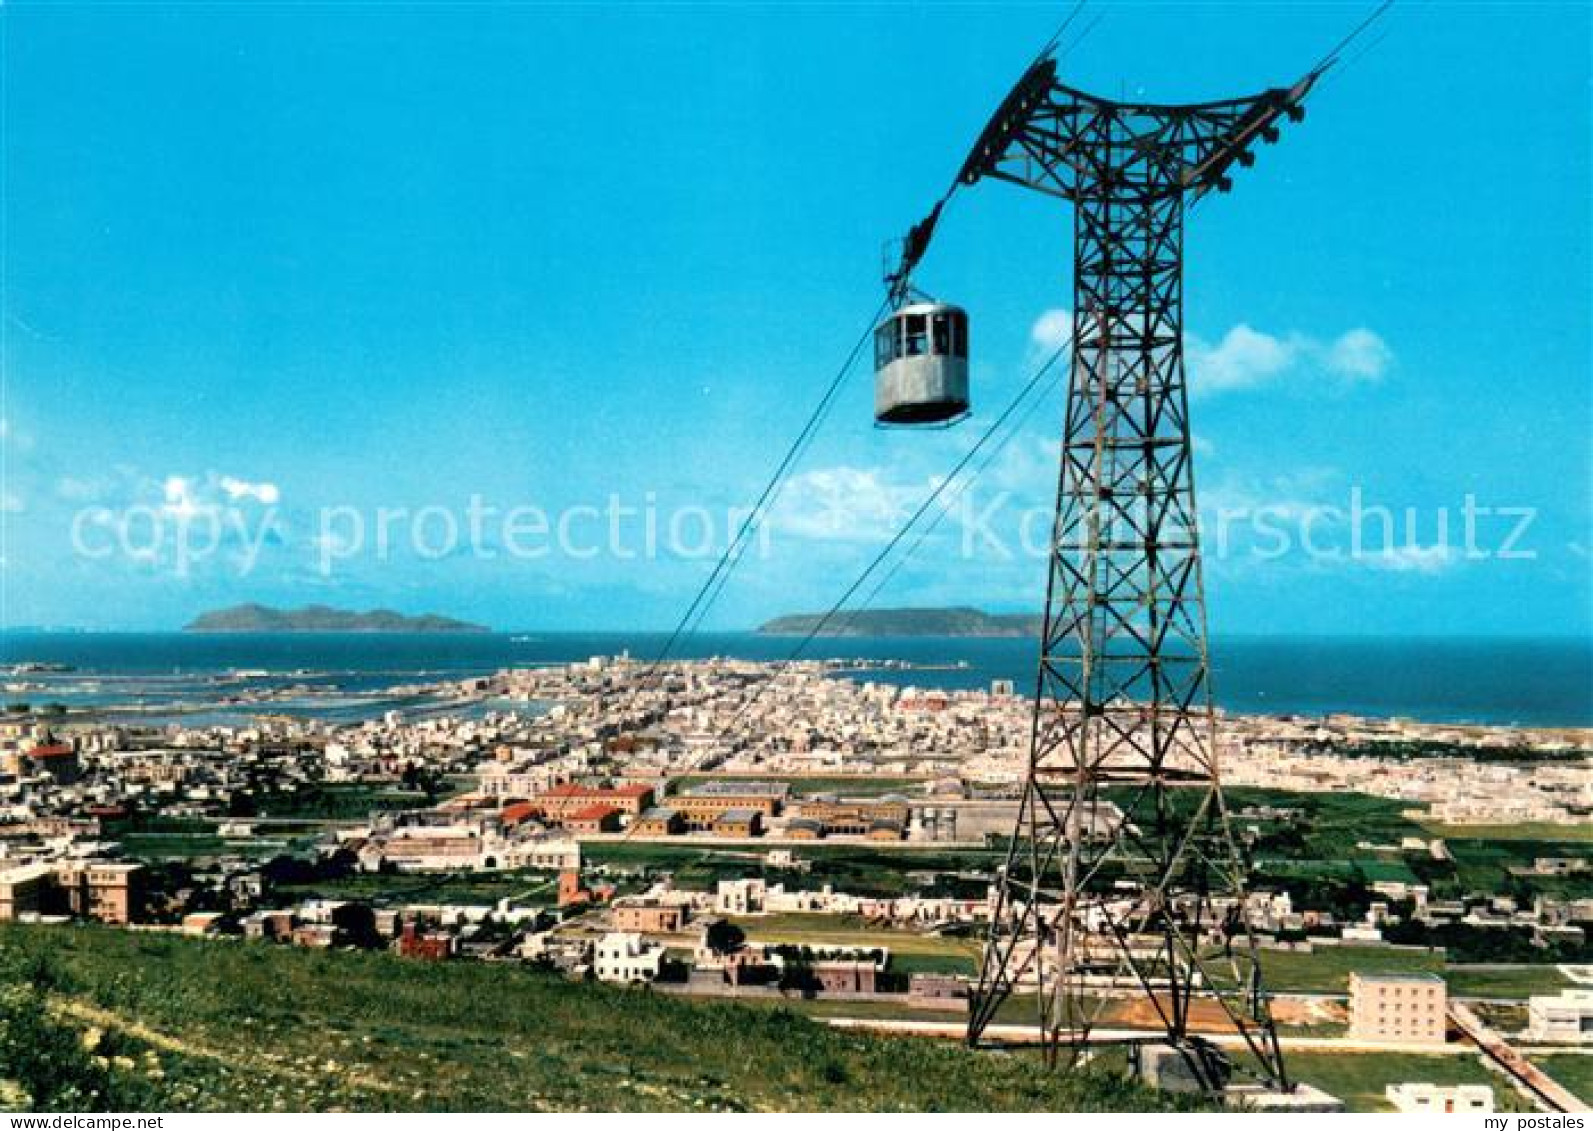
xmin=757 ymin=606 xmax=1042 ymax=637
xmin=184 ymin=604 xmax=488 ymax=634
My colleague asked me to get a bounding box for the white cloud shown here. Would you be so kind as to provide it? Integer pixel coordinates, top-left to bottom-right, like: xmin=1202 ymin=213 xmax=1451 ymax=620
xmin=1 ymin=490 xmax=23 ymax=514
xmin=219 ymin=475 xmax=281 ymax=505
xmin=159 ymin=472 xmax=279 ymax=517
xmin=1188 ymin=324 xmax=1299 ymax=393
xmin=979 ymin=433 xmax=1059 ymax=495
xmin=1025 ymin=307 xmax=1077 ymax=373
xmin=1029 ymin=308 xmax=1073 ymax=353
xmin=1022 ymin=310 xmax=1389 ymax=400
xmin=162 ymin=476 xmax=205 ymax=519
xmin=771 ymin=465 xmax=936 ymax=543
xmin=1188 ymin=323 xmax=1392 ymax=397
xmin=1325 ymin=327 xmax=1392 ymax=381
xmin=1360 ymin=544 xmax=1457 ymax=575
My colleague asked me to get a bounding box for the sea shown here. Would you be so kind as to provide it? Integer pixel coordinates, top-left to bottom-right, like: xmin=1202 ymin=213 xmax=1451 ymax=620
xmin=1 ymin=631 xmax=1589 ymax=730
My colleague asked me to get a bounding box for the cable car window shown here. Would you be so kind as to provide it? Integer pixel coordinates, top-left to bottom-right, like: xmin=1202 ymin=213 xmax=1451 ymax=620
xmin=893 ymin=317 xmax=905 ymax=360
xmin=932 ymin=313 xmax=951 ymax=356
xmin=875 ymin=325 xmax=893 ymax=369
xmin=952 ymin=313 xmax=967 ymax=358
xmin=905 ymin=314 xmax=928 ymax=356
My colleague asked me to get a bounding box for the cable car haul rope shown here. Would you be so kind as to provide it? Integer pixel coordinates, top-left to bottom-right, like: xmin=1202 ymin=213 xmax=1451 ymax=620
xmin=632 ymin=0 xmax=1396 ymax=747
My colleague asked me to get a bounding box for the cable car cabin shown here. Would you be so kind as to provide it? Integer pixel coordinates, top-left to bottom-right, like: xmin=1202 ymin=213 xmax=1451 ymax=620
xmin=873 ymin=303 xmax=970 ymax=426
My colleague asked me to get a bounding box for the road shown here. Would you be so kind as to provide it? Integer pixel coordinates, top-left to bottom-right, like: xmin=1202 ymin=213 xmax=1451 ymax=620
xmin=1449 ymin=1001 xmax=1589 ymax=1114
xmin=820 ymin=1015 xmax=1459 ymax=1055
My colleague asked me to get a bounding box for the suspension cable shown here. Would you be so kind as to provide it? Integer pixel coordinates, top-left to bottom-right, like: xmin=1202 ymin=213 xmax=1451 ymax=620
xmin=634 ymin=297 xmax=887 ymax=687
xmin=601 ymin=0 xmax=1391 ymax=800
xmin=850 ymin=347 xmax=1067 ymax=621
xmin=712 ymin=333 xmax=1074 ymax=741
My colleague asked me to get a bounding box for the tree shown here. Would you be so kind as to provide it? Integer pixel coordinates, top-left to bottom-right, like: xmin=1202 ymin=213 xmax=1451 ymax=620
xmin=703 ymin=920 xmax=746 ymax=956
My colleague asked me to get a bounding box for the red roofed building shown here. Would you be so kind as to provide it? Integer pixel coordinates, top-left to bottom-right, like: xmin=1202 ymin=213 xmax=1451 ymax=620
xmin=533 ymin=783 xmax=654 ymax=820
xmin=500 ymin=801 xmax=541 ymax=827
xmin=397 ymin=919 xmax=454 ymax=961
xmin=564 ymin=805 xmax=622 ymax=835
xmin=558 ymin=869 xmax=589 ymax=908
xmin=26 ymin=743 xmax=79 ymax=784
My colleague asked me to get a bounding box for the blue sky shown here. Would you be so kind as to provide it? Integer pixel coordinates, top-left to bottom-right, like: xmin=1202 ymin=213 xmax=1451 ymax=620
xmin=2 ymin=1 xmax=1588 ymax=634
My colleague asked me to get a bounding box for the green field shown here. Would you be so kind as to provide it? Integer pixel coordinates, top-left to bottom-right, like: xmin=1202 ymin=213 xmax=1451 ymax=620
xmin=1422 ymin=822 xmax=1593 ymax=845
xmin=117 ymin=833 xmax=316 ymax=862
xmin=1443 ymin=836 xmax=1593 ymax=899
xmin=1443 ymin=964 xmax=1576 ymax=999
xmin=674 ymin=774 xmax=931 ymax=797
xmin=0 ymin=923 xmax=1201 ymax=1113
xmin=1204 ymin=787 xmax=1428 ymax=855
xmin=275 ymin=868 xmax=564 ymax=907
xmin=252 ymin=784 xmax=445 ymax=821
xmin=583 ymin=841 xmax=1003 ymax=898
xmin=1280 ymin=1051 xmax=1530 ymax=1113
xmin=1249 ymin=947 xmax=1569 ymax=1000
xmin=729 ymin=912 xmax=982 ymax=976
xmin=1253 ymin=947 xmax=1443 ymax=994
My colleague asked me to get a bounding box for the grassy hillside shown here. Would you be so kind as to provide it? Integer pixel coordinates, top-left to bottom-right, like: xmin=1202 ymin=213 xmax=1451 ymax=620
xmin=0 ymin=925 xmax=1197 ymax=1113
xmin=1280 ymin=1052 xmax=1533 ymax=1114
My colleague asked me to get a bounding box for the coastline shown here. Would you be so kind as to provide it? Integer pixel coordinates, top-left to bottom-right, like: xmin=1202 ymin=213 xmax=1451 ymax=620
xmin=2 ymin=629 xmax=1590 ymax=729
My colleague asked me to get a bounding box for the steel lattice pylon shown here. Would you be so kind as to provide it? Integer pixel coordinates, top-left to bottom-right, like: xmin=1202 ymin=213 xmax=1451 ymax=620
xmin=957 ymin=60 xmax=1317 ymax=1093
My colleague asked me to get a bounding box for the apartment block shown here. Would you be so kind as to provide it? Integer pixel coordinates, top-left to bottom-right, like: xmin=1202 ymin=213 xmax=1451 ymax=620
xmin=1348 ymin=973 xmax=1447 ymax=1045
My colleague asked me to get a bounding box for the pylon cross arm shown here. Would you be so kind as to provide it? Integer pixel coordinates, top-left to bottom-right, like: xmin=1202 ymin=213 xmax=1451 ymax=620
xmin=960 ymin=69 xmax=1317 ymax=203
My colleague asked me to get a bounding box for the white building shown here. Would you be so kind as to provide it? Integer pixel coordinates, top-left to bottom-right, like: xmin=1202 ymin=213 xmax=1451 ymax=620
xmin=1385 ymin=1083 xmax=1493 ymax=1114
xmin=478 ymin=762 xmax=561 ymax=799
xmin=715 ymin=878 xmax=766 ymax=916
xmin=503 ymin=836 xmax=581 ymax=871
xmin=1526 ymin=989 xmax=1593 ymax=1043
xmin=593 ymin=932 xmax=665 ymax=984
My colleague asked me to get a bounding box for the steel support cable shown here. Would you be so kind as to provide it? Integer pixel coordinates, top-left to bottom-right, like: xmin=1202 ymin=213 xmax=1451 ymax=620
xmin=659 ymin=5 xmax=1105 ymax=651
xmin=604 ymin=333 xmax=1073 ymax=824
xmin=847 ymin=339 xmax=1070 ymax=625
xmin=678 ymin=313 xmax=885 ymax=644
xmin=669 ymin=313 xmax=873 ymax=649
xmin=713 ymin=333 xmax=1075 ymax=742
xmin=1036 ymin=0 xmax=1091 ymax=63
xmin=559 ymin=1 xmax=1391 ymax=871
xmin=844 ymin=159 xmax=1243 ymax=630
xmin=825 ymin=10 xmax=1120 ymax=629
xmin=635 ymin=297 xmax=888 ymax=688
xmin=605 ymin=0 xmax=1400 ymax=1042
xmin=650 ymin=0 xmax=1380 ymax=689
xmin=598 ymin=297 xmax=889 ymax=845
xmin=682 ymin=473 xmax=773 ymax=641
xmin=887 ymin=3 xmax=1098 ymax=303
xmin=1309 ymin=3 xmax=1397 ymax=98
xmin=1310 ymin=0 xmax=1395 ymax=77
